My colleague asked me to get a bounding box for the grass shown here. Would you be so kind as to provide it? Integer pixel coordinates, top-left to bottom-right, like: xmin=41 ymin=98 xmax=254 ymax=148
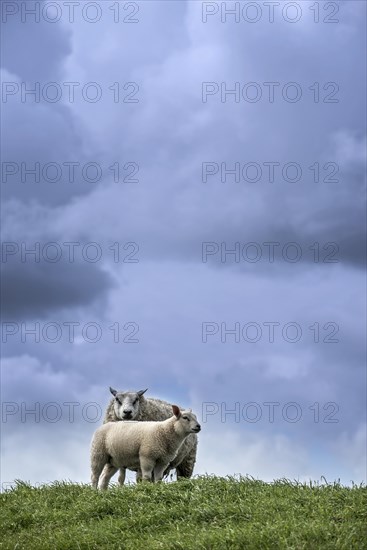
xmin=0 ymin=476 xmax=366 ymax=549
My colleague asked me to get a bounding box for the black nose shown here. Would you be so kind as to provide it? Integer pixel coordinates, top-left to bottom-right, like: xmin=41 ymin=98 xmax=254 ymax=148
xmin=123 ymin=410 xmax=132 ymax=417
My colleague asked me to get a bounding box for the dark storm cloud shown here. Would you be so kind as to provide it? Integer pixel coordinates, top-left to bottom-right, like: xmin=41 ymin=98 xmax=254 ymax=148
xmin=0 ymin=258 xmax=113 ymax=320
xmin=0 ymin=0 xmax=103 ymax=207
xmin=1 ymin=3 xmax=72 ymax=82
xmin=1 ymin=97 xmax=104 ymax=206
xmin=54 ymin=0 xmax=365 ymax=269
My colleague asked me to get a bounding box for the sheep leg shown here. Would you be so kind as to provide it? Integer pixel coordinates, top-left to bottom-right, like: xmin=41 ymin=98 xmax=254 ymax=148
xmin=91 ymin=468 xmax=103 ymax=489
xmin=91 ymin=455 xmax=108 ymax=489
xmin=136 ymin=469 xmax=154 ymax=482
xmin=118 ymin=468 xmax=126 ymax=486
xmin=139 ymin=457 xmax=155 ymax=482
xmin=176 ymin=459 xmax=194 ymax=479
xmin=176 ymin=442 xmax=197 ymax=479
xmin=99 ymin=463 xmax=119 ymax=490
xmin=99 ymin=464 xmax=110 ymax=485
xmin=153 ymin=462 xmax=168 ymax=482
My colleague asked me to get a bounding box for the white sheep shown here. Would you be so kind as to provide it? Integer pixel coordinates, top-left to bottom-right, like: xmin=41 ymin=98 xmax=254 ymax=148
xmin=102 ymin=387 xmax=198 ymax=482
xmin=91 ymin=405 xmax=201 ymax=489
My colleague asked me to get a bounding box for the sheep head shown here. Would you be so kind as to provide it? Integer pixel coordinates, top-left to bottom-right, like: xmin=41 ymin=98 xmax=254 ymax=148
xmin=109 ymin=387 xmax=148 ymax=420
xmin=172 ymin=405 xmax=201 ymax=435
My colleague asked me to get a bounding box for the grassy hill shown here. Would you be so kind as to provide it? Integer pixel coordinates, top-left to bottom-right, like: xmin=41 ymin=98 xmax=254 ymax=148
xmin=1 ymin=476 xmax=366 ymax=549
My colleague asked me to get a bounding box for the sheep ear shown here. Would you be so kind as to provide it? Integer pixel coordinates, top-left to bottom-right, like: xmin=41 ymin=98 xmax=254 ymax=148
xmin=172 ymin=405 xmax=181 ymax=418
xmin=189 ymin=408 xmax=192 ymax=413
xmin=138 ymin=388 xmax=148 ymax=397
xmin=109 ymin=387 xmax=117 ymax=396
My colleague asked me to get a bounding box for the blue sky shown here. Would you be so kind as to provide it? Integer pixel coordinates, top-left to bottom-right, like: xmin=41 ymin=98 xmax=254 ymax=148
xmin=1 ymin=0 xmax=366 ymax=487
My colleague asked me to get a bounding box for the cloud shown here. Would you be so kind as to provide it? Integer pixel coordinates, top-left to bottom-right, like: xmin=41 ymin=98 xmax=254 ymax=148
xmin=1 ymin=6 xmax=72 ymax=82
xmin=1 ymin=257 xmax=113 ymax=320
xmin=196 ymin=428 xmax=311 ymax=482
xmin=195 ymin=423 xmax=366 ymax=485
xmin=332 ymin=424 xmax=367 ymax=483
xmin=0 ymin=66 xmax=101 ymax=207
xmin=1 ymin=200 xmax=114 ymax=320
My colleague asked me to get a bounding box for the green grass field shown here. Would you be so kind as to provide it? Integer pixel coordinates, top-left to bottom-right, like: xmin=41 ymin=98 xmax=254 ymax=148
xmin=1 ymin=477 xmax=366 ymax=549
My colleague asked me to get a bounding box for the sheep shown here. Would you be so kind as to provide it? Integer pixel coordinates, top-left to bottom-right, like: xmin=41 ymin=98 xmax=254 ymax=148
xmin=91 ymin=405 xmax=201 ymax=489
xmin=102 ymin=387 xmax=198 ymax=483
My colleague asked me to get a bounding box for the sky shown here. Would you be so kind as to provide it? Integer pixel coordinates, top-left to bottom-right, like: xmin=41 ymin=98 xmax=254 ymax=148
xmin=1 ymin=0 xmax=366 ymax=488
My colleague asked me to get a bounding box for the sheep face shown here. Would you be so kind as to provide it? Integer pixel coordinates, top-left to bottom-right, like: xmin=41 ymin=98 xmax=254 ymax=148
xmin=109 ymin=387 xmax=147 ymax=420
xmin=173 ymin=406 xmax=201 ymax=435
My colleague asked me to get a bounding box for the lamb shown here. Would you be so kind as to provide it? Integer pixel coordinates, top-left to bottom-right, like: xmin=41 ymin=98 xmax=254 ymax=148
xmin=91 ymin=405 xmax=201 ymax=489
xmin=102 ymin=387 xmax=198 ymax=482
